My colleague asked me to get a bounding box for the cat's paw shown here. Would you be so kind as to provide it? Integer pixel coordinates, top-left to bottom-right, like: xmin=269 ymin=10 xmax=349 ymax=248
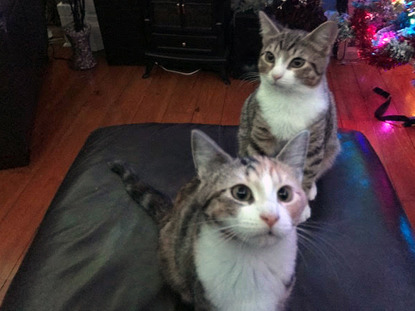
xmin=308 ymin=182 xmax=317 ymax=201
xmin=299 ymin=205 xmax=311 ymax=223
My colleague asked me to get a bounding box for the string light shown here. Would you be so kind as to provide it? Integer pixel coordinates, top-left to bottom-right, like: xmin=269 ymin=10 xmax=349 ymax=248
xmin=341 ymin=0 xmax=415 ymax=69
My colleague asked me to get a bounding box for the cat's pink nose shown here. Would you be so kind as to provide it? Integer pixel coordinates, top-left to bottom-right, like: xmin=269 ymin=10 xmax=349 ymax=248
xmin=272 ymin=74 xmax=283 ymax=81
xmin=260 ymin=214 xmax=279 ymax=228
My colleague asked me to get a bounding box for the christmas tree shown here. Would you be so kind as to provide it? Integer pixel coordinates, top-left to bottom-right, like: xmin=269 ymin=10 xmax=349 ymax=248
xmin=271 ymin=0 xmax=327 ymax=32
xmin=232 ymin=0 xmax=328 ymax=32
xmin=345 ymin=0 xmax=415 ymax=69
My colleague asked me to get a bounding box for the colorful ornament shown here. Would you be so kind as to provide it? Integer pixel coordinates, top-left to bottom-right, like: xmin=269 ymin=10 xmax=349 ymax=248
xmin=338 ymin=0 xmax=415 ymax=69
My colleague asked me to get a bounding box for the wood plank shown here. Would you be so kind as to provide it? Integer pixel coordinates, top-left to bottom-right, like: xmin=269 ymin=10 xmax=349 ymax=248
xmin=35 ymin=51 xmax=77 ymax=115
xmin=328 ymin=60 xmax=371 ymax=122
xmin=406 ymin=128 xmax=415 ymax=153
xmin=0 ymin=167 xmax=33 ymax=224
xmin=31 ymin=57 xmax=111 ymax=162
xmin=221 ymin=79 xmax=257 ymax=125
xmin=0 ymin=228 xmax=34 ymax=303
xmin=352 ymin=63 xmax=399 ymax=115
xmin=100 ymin=66 xmax=152 ymax=127
xmin=161 ymin=71 xmax=200 ymax=123
xmin=192 ymin=73 xmax=227 ymax=124
xmin=131 ymin=68 xmax=178 ymax=123
xmin=379 ymin=67 xmax=415 ymax=117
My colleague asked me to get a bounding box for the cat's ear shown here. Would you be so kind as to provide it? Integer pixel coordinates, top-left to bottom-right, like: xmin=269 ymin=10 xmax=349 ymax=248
xmin=191 ymin=130 xmax=232 ymax=178
xmin=276 ymin=130 xmax=310 ymax=182
xmin=259 ymin=11 xmax=281 ymax=40
xmin=303 ymin=21 xmax=338 ymax=54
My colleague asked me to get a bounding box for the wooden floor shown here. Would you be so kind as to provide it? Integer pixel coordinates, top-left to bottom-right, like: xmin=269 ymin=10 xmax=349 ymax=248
xmin=1 ymin=50 xmax=415 ymax=303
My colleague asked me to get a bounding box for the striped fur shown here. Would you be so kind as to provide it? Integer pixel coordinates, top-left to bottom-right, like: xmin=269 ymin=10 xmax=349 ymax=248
xmin=110 ymin=130 xmax=310 ymax=311
xmin=238 ymin=12 xmax=340 ymax=207
xmin=108 ymin=160 xmax=173 ymax=227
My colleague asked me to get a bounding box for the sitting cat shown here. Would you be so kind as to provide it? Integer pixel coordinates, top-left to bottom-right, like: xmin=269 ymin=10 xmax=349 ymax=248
xmin=109 ymin=129 xmax=310 ymax=311
xmin=238 ymin=12 xmax=341 ymax=221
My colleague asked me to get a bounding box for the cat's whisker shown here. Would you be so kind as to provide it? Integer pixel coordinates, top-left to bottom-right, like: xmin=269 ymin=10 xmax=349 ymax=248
xmin=296 ymin=229 xmax=342 ymax=282
xmin=295 ymin=239 xmax=311 ymax=269
xmin=238 ymin=71 xmax=260 ymax=80
xmin=297 ymin=227 xmax=353 ymax=273
xmin=237 ymin=72 xmax=260 ymax=88
xmin=300 ymin=219 xmax=347 ymax=229
xmin=296 ymin=233 xmax=324 ymax=262
xmin=297 ymin=229 xmax=333 ymax=262
xmin=298 ymin=223 xmax=341 ymax=236
xmin=237 ymin=78 xmax=260 ymax=88
xmin=298 ymin=228 xmax=338 ymax=255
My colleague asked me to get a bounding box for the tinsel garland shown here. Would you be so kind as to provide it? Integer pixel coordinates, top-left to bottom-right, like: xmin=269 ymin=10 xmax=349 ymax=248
xmin=337 ymin=13 xmax=355 ymax=41
xmin=345 ymin=0 xmax=415 ymax=69
xmin=384 ymin=38 xmax=414 ymax=62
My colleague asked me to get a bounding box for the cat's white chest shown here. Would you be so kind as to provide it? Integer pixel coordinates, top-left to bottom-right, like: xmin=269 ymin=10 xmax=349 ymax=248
xmin=194 ymin=226 xmax=297 ymax=311
xmin=256 ymin=82 xmax=328 ymax=141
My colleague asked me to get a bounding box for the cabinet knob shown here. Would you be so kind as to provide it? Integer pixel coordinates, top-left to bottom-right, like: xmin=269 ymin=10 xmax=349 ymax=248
xmin=182 ymin=42 xmax=187 ymax=47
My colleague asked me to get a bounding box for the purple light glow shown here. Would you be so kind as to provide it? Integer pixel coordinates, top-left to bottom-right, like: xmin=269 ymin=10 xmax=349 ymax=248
xmin=381 ymin=121 xmax=394 ymax=133
xmin=373 ymin=31 xmax=397 ymax=48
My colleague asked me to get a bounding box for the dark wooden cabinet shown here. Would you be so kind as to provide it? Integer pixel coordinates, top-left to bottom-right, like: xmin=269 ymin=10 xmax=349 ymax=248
xmin=0 ymin=0 xmax=48 ymax=169
xmin=94 ymin=0 xmax=147 ymax=65
xmin=143 ymin=0 xmax=231 ymax=83
xmin=150 ymin=0 xmax=215 ymax=30
xmin=230 ymin=11 xmax=262 ymax=79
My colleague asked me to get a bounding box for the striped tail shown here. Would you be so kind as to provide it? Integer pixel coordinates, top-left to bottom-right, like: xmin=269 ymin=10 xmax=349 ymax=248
xmin=108 ymin=160 xmax=172 ymax=225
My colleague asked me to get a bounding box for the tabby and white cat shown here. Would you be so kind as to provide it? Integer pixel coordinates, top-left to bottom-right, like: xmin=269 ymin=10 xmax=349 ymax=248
xmin=238 ymin=12 xmax=341 ymax=221
xmin=110 ymin=129 xmax=310 ymax=311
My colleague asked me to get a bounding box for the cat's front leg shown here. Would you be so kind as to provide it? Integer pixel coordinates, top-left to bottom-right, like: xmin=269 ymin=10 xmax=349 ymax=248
xmin=299 ymin=204 xmax=311 ymax=223
xmin=308 ymin=182 xmax=317 ymax=201
xmin=298 ymin=182 xmax=316 ymax=222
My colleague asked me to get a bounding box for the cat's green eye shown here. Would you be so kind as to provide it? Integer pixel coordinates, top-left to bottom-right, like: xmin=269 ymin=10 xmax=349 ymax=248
xmin=231 ymin=185 xmax=253 ymax=202
xmin=277 ymin=186 xmax=293 ymax=202
xmin=265 ymin=51 xmax=275 ymax=63
xmin=289 ymin=58 xmax=306 ymax=68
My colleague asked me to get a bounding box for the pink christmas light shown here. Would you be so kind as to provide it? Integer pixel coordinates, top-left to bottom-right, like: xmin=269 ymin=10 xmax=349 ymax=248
xmin=380 ymin=121 xmax=394 ymax=133
xmin=373 ymin=31 xmax=397 ymax=48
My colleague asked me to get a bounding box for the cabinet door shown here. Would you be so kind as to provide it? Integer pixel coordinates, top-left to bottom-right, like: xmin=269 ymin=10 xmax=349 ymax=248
xmin=182 ymin=1 xmax=213 ymax=31
xmin=150 ymin=0 xmax=182 ymax=29
xmin=95 ymin=0 xmax=146 ymax=65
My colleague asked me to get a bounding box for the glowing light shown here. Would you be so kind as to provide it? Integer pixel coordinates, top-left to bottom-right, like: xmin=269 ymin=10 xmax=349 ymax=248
xmin=399 ymin=216 xmax=415 ymax=257
xmin=372 ymin=31 xmax=397 ymax=48
xmin=365 ymin=12 xmax=374 ymax=20
xmin=381 ymin=121 xmax=394 ymax=133
xmin=411 ymin=18 xmax=415 ymax=25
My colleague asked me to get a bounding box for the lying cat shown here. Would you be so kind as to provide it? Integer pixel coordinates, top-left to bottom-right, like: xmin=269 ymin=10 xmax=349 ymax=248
xmin=110 ymin=129 xmax=310 ymax=311
xmin=238 ymin=12 xmax=341 ymax=221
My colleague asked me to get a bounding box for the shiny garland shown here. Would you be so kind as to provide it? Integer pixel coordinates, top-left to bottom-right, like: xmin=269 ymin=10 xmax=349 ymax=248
xmin=337 ymin=13 xmax=355 ymax=41
xmin=346 ymin=0 xmax=415 ymax=69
